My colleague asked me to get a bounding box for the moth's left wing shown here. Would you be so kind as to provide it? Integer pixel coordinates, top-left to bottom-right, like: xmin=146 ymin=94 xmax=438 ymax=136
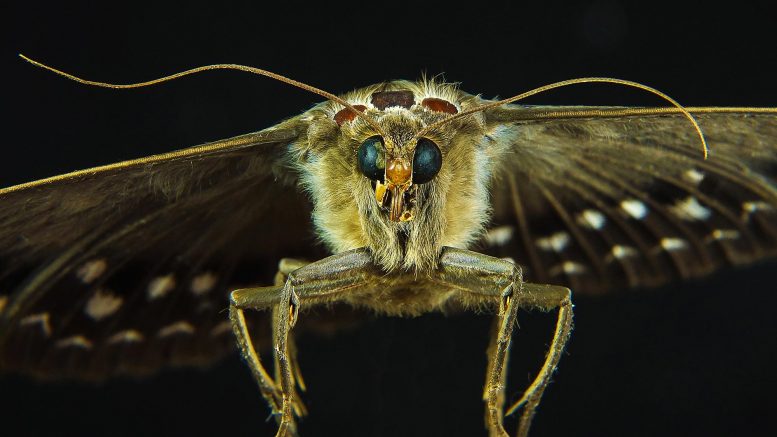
xmin=0 ymin=117 xmax=321 ymax=380
xmin=479 ymin=106 xmax=777 ymax=294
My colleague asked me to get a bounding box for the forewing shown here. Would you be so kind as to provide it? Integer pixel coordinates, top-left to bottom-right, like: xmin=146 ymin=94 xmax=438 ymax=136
xmin=479 ymin=106 xmax=777 ymax=294
xmin=0 ymin=118 xmax=320 ymax=379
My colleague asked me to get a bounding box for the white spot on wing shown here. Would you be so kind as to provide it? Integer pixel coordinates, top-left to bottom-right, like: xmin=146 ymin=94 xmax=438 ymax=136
xmin=148 ymin=274 xmax=176 ymax=300
xmin=483 ymin=226 xmax=514 ymax=247
xmin=191 ymin=272 xmax=218 ymax=296
xmin=536 ymin=231 xmax=570 ymax=252
xmin=621 ymin=199 xmax=648 ymax=219
xmin=107 ymin=329 xmax=144 ymax=344
xmin=670 ymin=196 xmax=712 ymax=221
xmin=20 ymin=312 xmax=51 ymax=337
xmin=56 ymin=335 xmax=93 ymax=349
xmin=660 ymin=237 xmax=689 ymax=251
xmin=84 ymin=289 xmax=123 ymax=321
xmin=577 ymin=209 xmax=606 ymax=230
xmin=606 ymin=244 xmax=638 ymax=263
xmin=683 ymin=169 xmax=705 ymax=185
xmin=741 ymin=201 xmax=774 ymax=220
xmin=76 ymin=258 xmax=107 ymax=284
xmin=549 ymin=261 xmax=587 ymax=276
xmin=210 ymin=321 xmax=233 ymax=337
xmin=158 ymin=321 xmax=195 ymax=338
xmin=705 ymin=229 xmax=740 ymax=242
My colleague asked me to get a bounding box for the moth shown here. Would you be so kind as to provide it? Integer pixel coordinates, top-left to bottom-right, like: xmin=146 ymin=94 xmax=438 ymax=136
xmin=1 ymin=57 xmax=777 ymax=437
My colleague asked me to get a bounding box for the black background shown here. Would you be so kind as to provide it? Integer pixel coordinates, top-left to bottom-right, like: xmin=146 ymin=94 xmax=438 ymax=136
xmin=2 ymin=1 xmax=777 ymax=436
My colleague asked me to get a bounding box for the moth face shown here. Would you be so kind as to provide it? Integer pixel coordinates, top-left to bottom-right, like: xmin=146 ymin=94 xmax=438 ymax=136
xmin=356 ymin=134 xmax=442 ymax=222
xmin=298 ymin=81 xmax=497 ymax=272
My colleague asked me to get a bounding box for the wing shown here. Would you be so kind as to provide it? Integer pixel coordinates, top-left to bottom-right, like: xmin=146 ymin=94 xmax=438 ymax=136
xmin=0 ymin=116 xmax=325 ymax=380
xmin=479 ymin=106 xmax=777 ymax=294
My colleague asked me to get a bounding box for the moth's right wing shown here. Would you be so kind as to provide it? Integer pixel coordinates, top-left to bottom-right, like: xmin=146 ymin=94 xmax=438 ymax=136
xmin=0 ymin=116 xmax=323 ymax=380
xmin=478 ymin=105 xmax=777 ymax=294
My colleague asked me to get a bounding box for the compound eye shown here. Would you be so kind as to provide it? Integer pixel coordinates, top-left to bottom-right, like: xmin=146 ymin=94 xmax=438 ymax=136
xmin=357 ymin=136 xmax=386 ymax=181
xmin=412 ymin=138 xmax=442 ymax=184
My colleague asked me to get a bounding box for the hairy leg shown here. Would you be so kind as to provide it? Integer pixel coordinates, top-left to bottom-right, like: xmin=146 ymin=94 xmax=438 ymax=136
xmin=507 ymin=283 xmax=573 ymax=437
xmin=230 ymin=246 xmax=572 ymax=437
xmin=433 ymin=248 xmax=573 ymax=437
xmin=229 ymin=249 xmax=374 ymax=437
xmin=273 ymin=259 xmax=310 ymax=417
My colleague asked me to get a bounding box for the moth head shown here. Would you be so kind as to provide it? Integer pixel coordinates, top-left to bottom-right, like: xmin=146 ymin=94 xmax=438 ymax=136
xmin=298 ymin=80 xmax=494 ymax=271
xmin=356 ymin=135 xmax=442 ymax=222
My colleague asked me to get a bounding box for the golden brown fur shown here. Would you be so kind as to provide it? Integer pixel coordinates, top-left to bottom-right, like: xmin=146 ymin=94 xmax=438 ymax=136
xmin=290 ymin=79 xmax=512 ymax=273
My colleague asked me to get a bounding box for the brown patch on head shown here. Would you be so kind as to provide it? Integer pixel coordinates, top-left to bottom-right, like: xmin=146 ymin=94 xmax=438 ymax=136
xmin=371 ymin=90 xmax=415 ymax=110
xmin=421 ymin=97 xmax=458 ymax=114
xmin=334 ymin=104 xmax=367 ymax=125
